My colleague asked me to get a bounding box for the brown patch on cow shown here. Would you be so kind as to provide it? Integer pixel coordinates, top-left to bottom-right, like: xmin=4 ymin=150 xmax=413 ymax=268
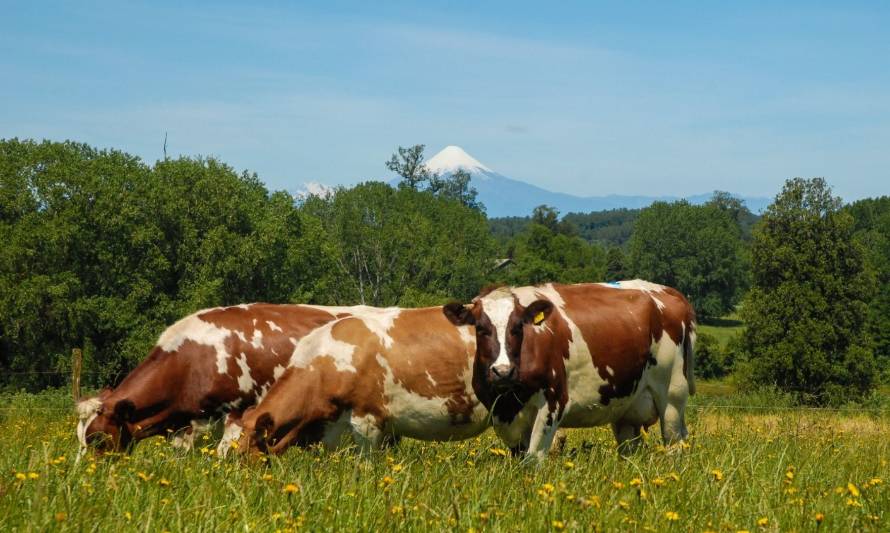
xmin=554 ymin=284 xmax=659 ymax=405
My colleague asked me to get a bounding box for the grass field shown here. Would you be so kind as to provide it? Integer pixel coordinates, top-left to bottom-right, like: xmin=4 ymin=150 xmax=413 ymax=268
xmin=1 ymin=387 xmax=887 ymax=532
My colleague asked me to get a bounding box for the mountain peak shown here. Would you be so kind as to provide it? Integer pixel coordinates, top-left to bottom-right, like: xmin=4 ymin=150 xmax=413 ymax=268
xmin=425 ymin=145 xmax=492 ymax=174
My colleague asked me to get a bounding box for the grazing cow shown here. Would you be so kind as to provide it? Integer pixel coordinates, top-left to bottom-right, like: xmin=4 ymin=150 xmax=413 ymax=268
xmin=238 ymin=306 xmax=488 ymax=455
xmin=443 ymin=280 xmax=696 ymax=459
xmin=76 ymin=303 xmax=365 ymax=456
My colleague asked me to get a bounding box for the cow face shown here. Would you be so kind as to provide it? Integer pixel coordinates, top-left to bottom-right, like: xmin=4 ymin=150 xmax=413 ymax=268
xmin=444 ymin=296 xmax=554 ymax=391
xmin=76 ymin=392 xmax=135 ymax=456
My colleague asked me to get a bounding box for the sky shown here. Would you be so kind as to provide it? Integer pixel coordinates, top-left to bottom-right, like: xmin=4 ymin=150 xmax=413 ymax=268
xmin=2 ymin=1 xmax=888 ymax=200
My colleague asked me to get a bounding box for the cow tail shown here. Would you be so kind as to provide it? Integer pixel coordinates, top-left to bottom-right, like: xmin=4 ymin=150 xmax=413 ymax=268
xmin=684 ymin=323 xmax=696 ymax=396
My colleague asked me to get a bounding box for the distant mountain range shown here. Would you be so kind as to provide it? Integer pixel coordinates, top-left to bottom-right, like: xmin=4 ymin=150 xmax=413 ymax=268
xmin=417 ymin=146 xmax=771 ymax=218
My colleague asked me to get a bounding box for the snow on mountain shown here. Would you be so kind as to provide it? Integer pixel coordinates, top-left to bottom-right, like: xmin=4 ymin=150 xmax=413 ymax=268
xmin=294 ymin=181 xmax=335 ymax=200
xmin=424 ymin=145 xmax=492 ymax=176
xmin=421 ymin=146 xmax=770 ymax=217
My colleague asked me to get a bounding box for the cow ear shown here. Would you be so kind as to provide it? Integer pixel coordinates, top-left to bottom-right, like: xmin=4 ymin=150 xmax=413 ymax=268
xmin=523 ymin=300 xmax=554 ymax=325
xmin=112 ymin=399 xmax=136 ymax=423
xmin=443 ymin=302 xmax=475 ymax=326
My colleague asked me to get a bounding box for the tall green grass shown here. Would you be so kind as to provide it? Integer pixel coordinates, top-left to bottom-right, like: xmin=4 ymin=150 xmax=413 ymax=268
xmin=1 ymin=389 xmax=887 ymax=531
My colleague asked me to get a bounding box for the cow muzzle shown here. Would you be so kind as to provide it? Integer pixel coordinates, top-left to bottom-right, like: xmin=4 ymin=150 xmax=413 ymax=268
xmin=488 ymin=364 xmax=517 ymax=387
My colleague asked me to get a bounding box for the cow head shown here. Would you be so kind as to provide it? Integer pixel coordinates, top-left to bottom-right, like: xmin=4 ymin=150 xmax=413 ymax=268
xmin=444 ymin=291 xmax=554 ymax=393
xmin=76 ymin=389 xmax=136 ymax=456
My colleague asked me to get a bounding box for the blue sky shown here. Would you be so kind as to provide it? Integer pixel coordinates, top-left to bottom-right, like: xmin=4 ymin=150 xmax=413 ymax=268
xmin=2 ymin=1 xmax=888 ymax=200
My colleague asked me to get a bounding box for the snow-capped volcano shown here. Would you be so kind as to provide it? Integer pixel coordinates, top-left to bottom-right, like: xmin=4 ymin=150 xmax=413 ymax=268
xmin=407 ymin=145 xmax=771 ymax=217
xmin=424 ymin=145 xmax=492 ymax=175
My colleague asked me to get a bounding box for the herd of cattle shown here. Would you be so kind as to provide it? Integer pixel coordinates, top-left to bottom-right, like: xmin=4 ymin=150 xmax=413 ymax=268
xmin=76 ymin=280 xmax=696 ymax=461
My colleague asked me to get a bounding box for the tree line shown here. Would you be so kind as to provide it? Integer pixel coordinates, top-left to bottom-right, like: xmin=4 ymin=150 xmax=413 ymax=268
xmin=1 ymin=140 xmax=887 ymax=404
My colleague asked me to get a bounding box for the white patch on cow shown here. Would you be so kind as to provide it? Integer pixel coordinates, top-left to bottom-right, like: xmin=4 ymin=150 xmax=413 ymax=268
xmin=349 ymin=413 xmax=383 ymax=451
xmin=600 ymin=279 xmax=667 ymax=310
xmin=457 ymin=325 xmax=475 ymax=347
xmin=155 ymin=313 xmax=237 ymax=374
xmin=355 ymin=308 xmax=402 ymax=349
xmin=289 ymin=323 xmax=357 ymax=373
xmin=251 ymin=329 xmax=264 ymax=349
xmin=481 ymin=295 xmax=517 ymax=372
xmin=75 ymin=397 xmax=103 ymax=454
xmin=425 ymin=371 xmax=438 ymax=387
xmin=235 ymin=330 xmax=247 ymax=343
xmin=217 ymin=418 xmax=243 ymax=457
xmin=237 ymin=304 xmax=250 ymax=310
xmin=252 ymin=319 xmax=257 ymax=326
xmin=223 ymin=398 xmax=243 ymax=410
xmin=266 ymin=320 xmax=283 ymax=332
xmin=375 ymin=354 xmax=487 ymax=441
xmin=273 ymin=364 xmax=286 ymax=380
xmin=235 ymin=353 xmax=256 ymax=393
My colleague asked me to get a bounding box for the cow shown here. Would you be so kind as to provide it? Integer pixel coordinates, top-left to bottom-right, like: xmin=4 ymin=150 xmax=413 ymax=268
xmin=75 ymin=303 xmax=368 ymax=457
xmin=237 ymin=306 xmax=489 ymax=455
xmin=443 ymin=280 xmax=696 ymax=460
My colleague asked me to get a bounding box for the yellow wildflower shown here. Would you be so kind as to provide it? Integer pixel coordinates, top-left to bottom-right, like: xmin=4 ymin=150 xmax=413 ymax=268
xmin=124 ymin=512 xmax=132 ymax=521
xmin=489 ymin=447 xmax=509 ymax=457
xmin=15 ymin=472 xmax=27 ymax=481
xmin=757 ymin=517 xmax=768 ymax=527
xmin=27 ymin=472 xmax=39 ymax=480
xmin=541 ymin=483 xmax=555 ymax=494
xmin=563 ymin=460 xmax=575 ymax=469
xmin=814 ymin=512 xmax=824 ymax=523
xmin=612 ymin=481 xmax=625 ymax=489
xmin=668 ymin=472 xmax=680 ymax=482
xmin=158 ymin=478 xmax=171 ymax=487
xmin=711 ymin=469 xmax=724 ymax=481
xmin=283 ymin=483 xmax=299 ymax=494
xmin=665 ymin=511 xmax=679 ymax=521
xmin=55 ymin=512 xmax=67 ymax=522
xmin=380 ymin=475 xmax=395 ymax=487
xmin=390 ymin=505 xmax=403 ymax=515
xmin=652 ymin=477 xmax=666 ymax=487
xmin=552 ymin=520 xmax=565 ymax=530
xmin=262 ymin=474 xmax=273 ymax=481
xmin=847 ymin=483 xmax=860 ymax=498
xmin=630 ymin=478 xmax=642 ymax=487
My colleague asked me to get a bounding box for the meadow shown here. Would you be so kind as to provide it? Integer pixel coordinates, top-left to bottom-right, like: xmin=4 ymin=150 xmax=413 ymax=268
xmin=1 ymin=386 xmax=887 ymax=532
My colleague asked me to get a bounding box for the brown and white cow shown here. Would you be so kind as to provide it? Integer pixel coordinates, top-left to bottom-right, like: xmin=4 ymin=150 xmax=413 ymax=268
xmin=76 ymin=303 xmax=367 ymax=457
xmin=238 ymin=306 xmax=489 ymax=455
xmin=443 ymin=280 xmax=696 ymax=459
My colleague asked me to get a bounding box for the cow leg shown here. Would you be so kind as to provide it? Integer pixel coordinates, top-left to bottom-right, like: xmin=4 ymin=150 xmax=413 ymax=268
xmin=549 ymin=429 xmax=568 ymax=456
xmin=349 ymin=413 xmax=384 ymax=453
xmin=526 ymin=407 xmax=561 ymax=461
xmin=611 ymin=421 xmax=642 ymax=456
xmin=170 ymin=418 xmax=213 ymax=451
xmin=659 ymin=355 xmax=690 ymax=444
xmin=217 ymin=412 xmax=244 ymax=457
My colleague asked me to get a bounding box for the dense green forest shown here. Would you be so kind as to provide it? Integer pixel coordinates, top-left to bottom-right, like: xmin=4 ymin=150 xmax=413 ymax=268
xmin=1 ymin=140 xmax=888 ymax=403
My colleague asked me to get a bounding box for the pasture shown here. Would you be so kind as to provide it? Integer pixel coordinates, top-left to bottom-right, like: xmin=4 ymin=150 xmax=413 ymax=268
xmin=1 ymin=387 xmax=887 ymax=532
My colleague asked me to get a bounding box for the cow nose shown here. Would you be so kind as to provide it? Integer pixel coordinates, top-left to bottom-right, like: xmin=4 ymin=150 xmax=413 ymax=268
xmin=490 ymin=365 xmax=515 ymax=381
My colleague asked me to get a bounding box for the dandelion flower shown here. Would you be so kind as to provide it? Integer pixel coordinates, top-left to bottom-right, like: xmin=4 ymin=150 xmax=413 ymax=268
xmin=757 ymin=517 xmax=768 ymax=527
xmin=814 ymin=513 xmax=824 ymax=523
xmin=283 ymin=483 xmax=299 ymax=494
xmin=563 ymin=461 xmax=575 ymax=469
xmin=847 ymin=483 xmax=860 ymax=498
xmin=664 ymin=511 xmax=679 ymax=521
xmin=158 ymin=478 xmax=171 ymax=487
xmin=711 ymin=469 xmax=724 ymax=481
xmin=630 ymin=478 xmax=642 ymax=487
xmin=552 ymin=520 xmax=565 ymax=530
xmin=14 ymin=472 xmax=26 ymax=481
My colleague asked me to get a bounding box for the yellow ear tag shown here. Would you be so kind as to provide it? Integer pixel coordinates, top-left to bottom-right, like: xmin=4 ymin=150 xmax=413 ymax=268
xmin=533 ymin=311 xmax=545 ymax=325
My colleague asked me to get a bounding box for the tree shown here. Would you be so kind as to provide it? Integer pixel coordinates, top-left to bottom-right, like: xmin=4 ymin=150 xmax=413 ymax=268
xmin=300 ymin=182 xmax=495 ymax=307
xmin=740 ymin=178 xmax=876 ymax=405
xmin=628 ymin=198 xmax=747 ymax=318
xmin=846 ymin=196 xmax=890 ymax=382
xmin=493 ymin=207 xmax=606 ymax=287
xmin=386 ymin=145 xmax=434 ymax=190
xmin=427 ymin=168 xmax=483 ymax=211
xmin=0 ymin=139 xmax=324 ymax=389
xmin=604 ymin=247 xmax=628 ymax=281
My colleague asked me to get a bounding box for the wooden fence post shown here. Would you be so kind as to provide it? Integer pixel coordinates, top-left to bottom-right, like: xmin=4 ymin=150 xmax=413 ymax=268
xmin=72 ymin=348 xmax=83 ymax=402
